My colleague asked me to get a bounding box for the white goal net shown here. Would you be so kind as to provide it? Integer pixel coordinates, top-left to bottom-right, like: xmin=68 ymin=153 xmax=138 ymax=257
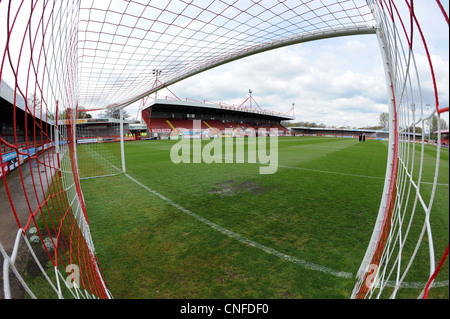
xmin=0 ymin=0 xmax=448 ymax=299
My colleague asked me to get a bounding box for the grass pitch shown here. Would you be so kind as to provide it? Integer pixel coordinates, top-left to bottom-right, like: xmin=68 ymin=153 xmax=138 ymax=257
xmin=27 ymin=136 xmax=449 ymax=299
xmin=78 ymin=136 xmax=448 ymax=299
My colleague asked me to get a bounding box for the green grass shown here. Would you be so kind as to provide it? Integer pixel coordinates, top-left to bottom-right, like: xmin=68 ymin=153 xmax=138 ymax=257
xmin=24 ymin=136 xmax=448 ymax=299
xmin=77 ymin=136 xmax=448 ymax=299
xmin=76 ymin=142 xmax=122 ymax=178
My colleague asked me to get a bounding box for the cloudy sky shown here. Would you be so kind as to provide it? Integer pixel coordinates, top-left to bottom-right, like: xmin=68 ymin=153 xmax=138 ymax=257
xmin=168 ymin=34 xmax=388 ymax=128
xmin=121 ymin=1 xmax=449 ymax=129
xmin=1 ymin=1 xmax=448 ymax=129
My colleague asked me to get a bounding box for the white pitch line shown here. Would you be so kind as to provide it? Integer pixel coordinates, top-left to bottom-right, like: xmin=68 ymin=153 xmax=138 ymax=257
xmin=76 ymin=141 xmax=448 ymax=289
xmin=121 ymin=173 xmax=448 ymax=289
xmin=277 ymin=164 xmax=450 ymax=186
xmin=277 ymin=164 xmax=386 ymax=180
xmin=214 ymin=155 xmax=449 ymax=186
xmin=124 ymin=173 xmax=353 ymax=279
xmin=277 ymin=164 xmax=449 ymax=186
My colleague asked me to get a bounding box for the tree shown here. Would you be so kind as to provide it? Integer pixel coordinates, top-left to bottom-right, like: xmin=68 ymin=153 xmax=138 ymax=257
xmin=57 ymin=107 xmax=92 ymax=119
xmin=440 ymin=118 xmax=448 ymax=130
xmin=100 ymin=107 xmax=130 ymax=120
xmin=27 ymin=94 xmax=42 ymax=116
xmin=405 ymin=125 xmax=422 ymax=135
xmin=379 ymin=112 xmax=389 ymax=130
xmin=77 ymin=106 xmax=92 ymax=119
xmin=427 ymin=115 xmax=448 ymax=139
xmin=27 ymin=94 xmax=55 ymax=120
xmin=287 ymin=121 xmax=323 ymax=128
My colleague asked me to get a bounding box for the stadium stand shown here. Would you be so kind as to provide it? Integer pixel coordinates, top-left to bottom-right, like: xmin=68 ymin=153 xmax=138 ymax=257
xmin=141 ymin=98 xmax=293 ymax=139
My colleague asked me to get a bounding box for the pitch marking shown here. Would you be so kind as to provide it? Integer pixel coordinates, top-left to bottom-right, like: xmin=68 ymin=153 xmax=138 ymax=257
xmin=124 ymin=173 xmax=353 ymax=279
xmin=213 ymin=155 xmax=449 ymax=186
xmin=121 ymin=172 xmax=449 ymax=289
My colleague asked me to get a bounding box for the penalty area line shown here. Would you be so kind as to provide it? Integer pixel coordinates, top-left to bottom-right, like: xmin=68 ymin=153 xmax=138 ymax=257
xmin=276 ymin=164 xmax=449 ymax=186
xmin=123 ymin=173 xmax=353 ymax=279
xmin=216 ymin=155 xmax=449 ymax=186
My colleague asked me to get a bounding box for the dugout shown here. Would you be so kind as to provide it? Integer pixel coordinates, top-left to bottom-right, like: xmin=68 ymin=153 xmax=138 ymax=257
xmin=1 ymin=80 xmax=54 ymax=177
xmin=128 ymin=123 xmax=155 ymax=140
xmin=435 ymin=129 xmax=449 ymax=147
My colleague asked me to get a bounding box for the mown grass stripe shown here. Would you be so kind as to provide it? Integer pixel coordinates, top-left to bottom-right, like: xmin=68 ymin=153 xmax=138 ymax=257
xmin=124 ymin=172 xmax=353 ymax=279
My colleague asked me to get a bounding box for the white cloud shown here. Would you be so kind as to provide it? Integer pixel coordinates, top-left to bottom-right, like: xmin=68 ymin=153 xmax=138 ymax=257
xmin=164 ymin=34 xmax=389 ymax=128
xmin=144 ymin=4 xmax=447 ymax=129
xmin=2 ymin=0 xmax=446 ymax=128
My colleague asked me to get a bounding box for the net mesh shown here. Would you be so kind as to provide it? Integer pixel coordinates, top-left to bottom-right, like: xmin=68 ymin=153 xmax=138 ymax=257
xmin=75 ymin=120 xmax=122 ymax=179
xmin=77 ymin=0 xmax=376 ymax=110
xmin=0 ymin=0 xmax=110 ymax=298
xmin=0 ymin=0 xmax=448 ymax=299
xmin=351 ymin=0 xmax=449 ymax=299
